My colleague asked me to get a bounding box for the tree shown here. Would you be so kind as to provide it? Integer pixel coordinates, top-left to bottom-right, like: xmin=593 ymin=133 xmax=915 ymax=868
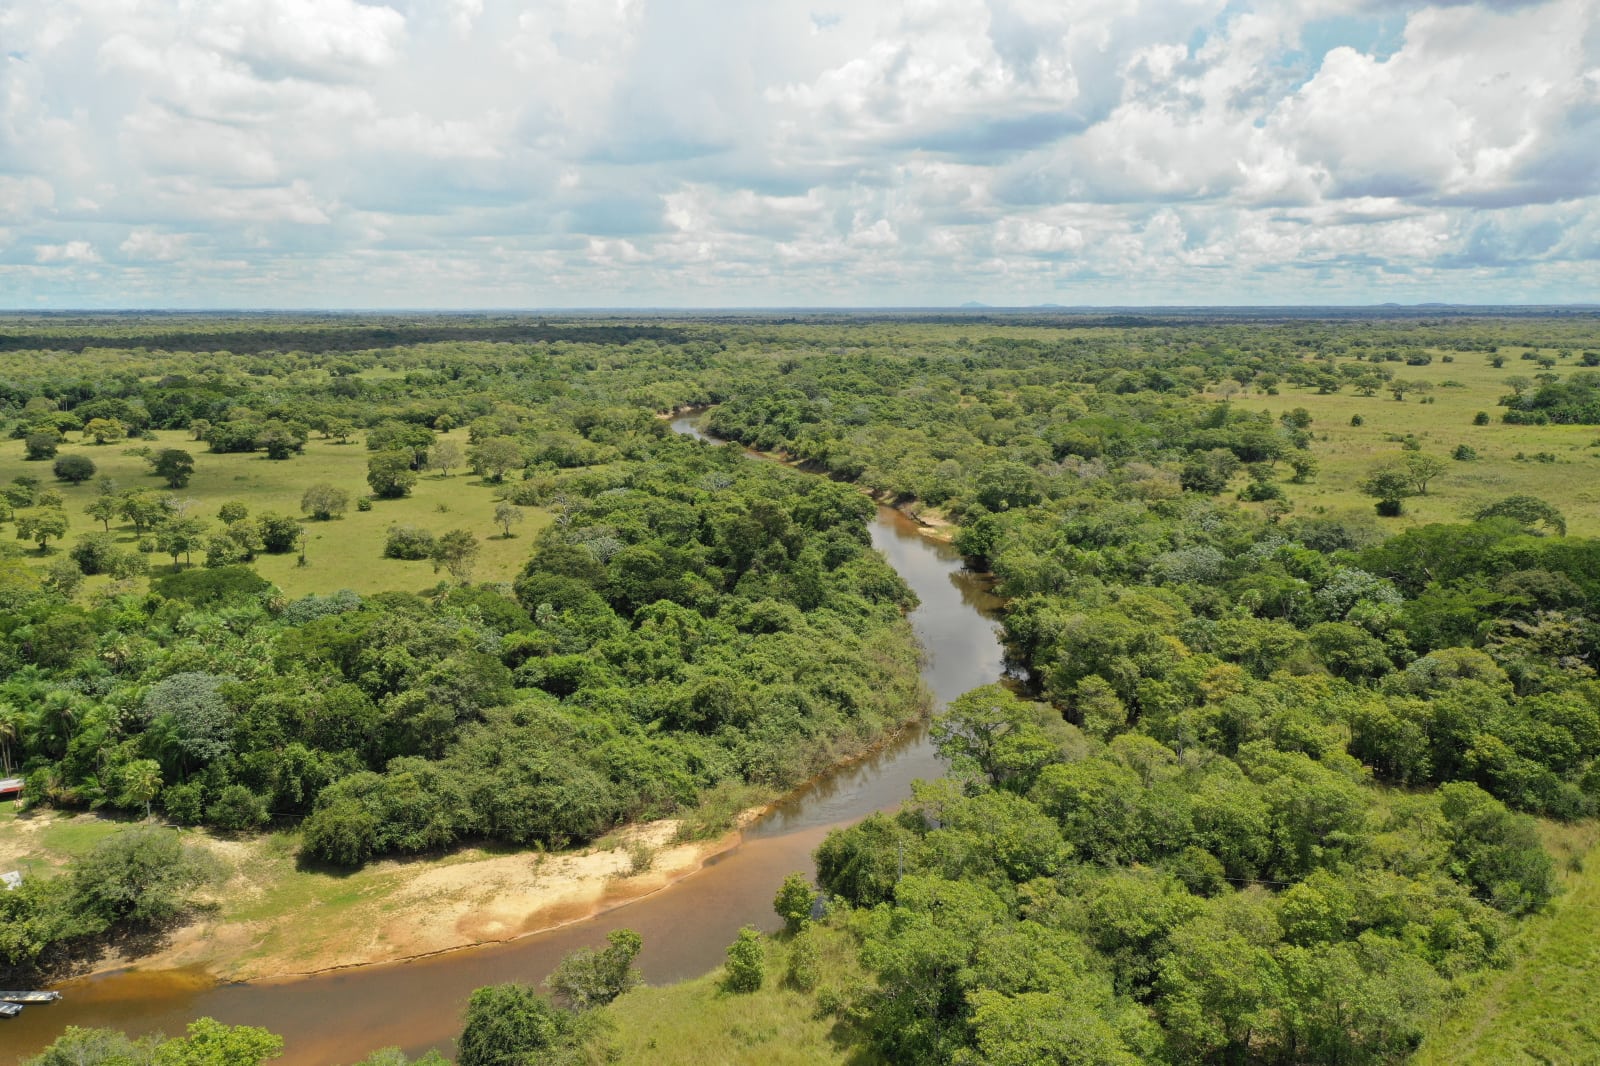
xmin=217 ymin=500 xmax=249 ymax=523
xmin=1402 ymin=453 xmax=1447 ymax=495
xmin=366 ymin=451 xmax=417 ymax=498
xmin=15 ymin=508 xmax=68 ymax=552
xmin=1358 ymin=465 xmax=1416 ymax=517
xmin=300 ymin=483 xmax=350 ymax=521
xmin=153 ymin=449 xmax=196 ymax=488
xmin=119 ymin=490 xmax=171 ymax=533
xmin=468 ymin=436 xmax=522 ymax=482
xmin=1473 ymin=494 xmax=1567 ymax=536
xmin=431 ymin=528 xmax=480 ymax=582
xmin=151 ymin=1018 xmax=284 ymax=1066
xmin=82 ymin=417 xmax=126 ymax=444
xmin=774 ymin=872 xmax=817 ymax=934
xmin=85 ymin=494 xmax=120 ymax=531
xmin=493 ymin=501 xmax=525 ymax=538
xmin=326 ymin=418 xmax=355 ymax=443
xmin=156 ymin=516 xmax=209 ymax=568
xmin=545 ymin=928 xmax=643 ymax=1010
xmin=24 ymin=429 xmax=60 ymax=460
xmin=53 ymin=453 xmax=96 ymax=483
xmin=724 ymin=926 xmax=765 ymax=992
xmin=144 ymin=671 xmax=237 ymax=770
xmin=428 ymin=440 xmax=463 ymax=476
xmin=118 ymin=759 xmax=163 ymax=819
xmin=457 ymin=984 xmax=575 ymax=1066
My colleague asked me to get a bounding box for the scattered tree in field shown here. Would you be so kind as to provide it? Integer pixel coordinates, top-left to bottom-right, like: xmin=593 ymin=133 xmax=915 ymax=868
xmin=52 ymin=453 xmax=96 ymax=483
xmin=1359 ymin=465 xmax=1416 ymax=517
xmin=366 ymin=451 xmax=417 ymax=498
xmin=152 ymin=448 xmax=195 ymax=488
xmin=545 ymin=929 xmax=643 ymax=1011
xmin=723 ymin=926 xmax=765 ymax=992
xmin=1287 ymin=454 xmax=1319 ymax=483
xmin=326 ymin=418 xmax=355 ymax=443
xmin=118 ymin=491 xmax=170 ymax=533
xmin=431 ymin=528 xmax=479 ymax=582
xmin=1402 ymin=453 xmax=1447 ymax=495
xmin=1473 ymin=495 xmax=1567 ymax=536
xmin=24 ymin=429 xmax=61 ymax=460
xmin=493 ymin=501 xmax=525 ymax=538
xmin=218 ymin=500 xmax=249 ymax=523
xmin=189 ymin=417 xmax=212 ymax=442
xmin=155 ymin=515 xmax=208 ymax=568
xmin=468 ymin=436 xmax=522 ymax=482
xmin=301 ymin=483 xmax=351 ymax=520
xmin=82 ymin=417 xmax=125 ymax=444
xmin=16 ymin=508 xmax=68 ymax=552
xmin=428 ymin=440 xmax=463 ymax=476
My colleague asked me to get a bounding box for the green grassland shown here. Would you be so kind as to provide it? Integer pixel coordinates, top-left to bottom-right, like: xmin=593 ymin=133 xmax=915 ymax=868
xmin=1413 ymin=821 xmax=1600 ymax=1065
xmin=587 ymin=925 xmax=881 ymax=1066
xmin=1225 ymin=348 xmax=1600 ymax=535
xmin=0 ymin=429 xmax=548 ymax=599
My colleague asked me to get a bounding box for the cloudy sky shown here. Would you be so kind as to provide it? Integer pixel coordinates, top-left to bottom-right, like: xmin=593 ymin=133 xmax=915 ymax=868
xmin=1 ymin=0 xmax=1597 ymax=308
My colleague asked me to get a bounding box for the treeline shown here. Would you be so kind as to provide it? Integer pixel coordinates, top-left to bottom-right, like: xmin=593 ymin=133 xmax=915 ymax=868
xmin=0 ymin=321 xmax=687 ymax=355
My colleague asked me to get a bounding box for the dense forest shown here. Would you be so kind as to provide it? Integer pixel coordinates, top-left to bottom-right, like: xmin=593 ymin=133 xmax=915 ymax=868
xmin=5 ymin=311 xmax=1600 ymax=1063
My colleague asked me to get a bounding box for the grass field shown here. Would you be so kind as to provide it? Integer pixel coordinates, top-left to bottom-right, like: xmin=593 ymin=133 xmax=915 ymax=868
xmin=589 ymin=924 xmax=881 ymax=1066
xmin=1212 ymin=348 xmax=1600 ymax=536
xmin=0 ymin=429 xmax=548 ymax=599
xmin=1412 ymin=820 xmax=1600 ymax=1064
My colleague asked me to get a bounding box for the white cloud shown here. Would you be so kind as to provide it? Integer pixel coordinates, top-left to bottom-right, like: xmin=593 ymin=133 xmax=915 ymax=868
xmin=35 ymin=240 xmax=100 ymax=263
xmin=0 ymin=0 xmax=1595 ymax=306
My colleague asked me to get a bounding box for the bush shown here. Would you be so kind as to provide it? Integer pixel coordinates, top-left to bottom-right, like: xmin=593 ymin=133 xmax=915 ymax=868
xmin=1473 ymin=410 xmax=1491 ymax=425
xmin=458 ymin=985 xmax=576 ymax=1066
xmin=52 ymin=453 xmax=96 ymax=483
xmin=384 ymin=525 xmax=437 ymax=560
xmin=786 ymin=928 xmax=821 ymax=992
xmin=774 ymin=872 xmax=816 ymax=934
xmin=68 ymin=827 xmax=215 ymax=925
xmin=1453 ymin=444 xmax=1478 ymax=461
xmin=1349 ymin=414 xmax=1364 ymax=426
xmin=723 ymin=925 xmax=765 ymax=993
xmin=546 ymin=928 xmax=643 ymax=1011
xmin=356 ymin=496 xmax=374 ymax=512
xmin=208 ymin=785 xmax=269 ymax=831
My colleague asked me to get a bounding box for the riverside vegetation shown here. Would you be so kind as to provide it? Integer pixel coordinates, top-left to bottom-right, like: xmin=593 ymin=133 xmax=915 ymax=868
xmin=6 ymin=309 xmax=1600 ymax=1064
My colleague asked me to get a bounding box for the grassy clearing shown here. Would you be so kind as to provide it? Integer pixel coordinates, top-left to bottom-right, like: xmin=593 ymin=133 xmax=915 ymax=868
xmin=588 ymin=924 xmax=881 ymax=1066
xmin=0 ymin=428 xmax=548 ymax=598
xmin=0 ymin=802 xmax=128 ymax=880
xmin=1208 ymin=350 xmax=1600 ymax=535
xmin=1413 ymin=820 xmax=1600 ymax=1064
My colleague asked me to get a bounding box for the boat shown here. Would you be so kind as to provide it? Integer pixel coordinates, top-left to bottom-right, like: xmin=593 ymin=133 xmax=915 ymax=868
xmin=0 ymin=991 xmax=61 ymax=1003
xmin=0 ymin=1002 xmax=21 ymax=1018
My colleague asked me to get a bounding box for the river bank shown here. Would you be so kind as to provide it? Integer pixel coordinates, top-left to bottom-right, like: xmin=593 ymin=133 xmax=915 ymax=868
xmin=2 ymin=805 xmax=760 ymax=986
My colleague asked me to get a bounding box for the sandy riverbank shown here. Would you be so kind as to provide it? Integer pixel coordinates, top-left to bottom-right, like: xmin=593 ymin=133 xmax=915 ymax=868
xmin=5 ymin=808 xmax=758 ymax=985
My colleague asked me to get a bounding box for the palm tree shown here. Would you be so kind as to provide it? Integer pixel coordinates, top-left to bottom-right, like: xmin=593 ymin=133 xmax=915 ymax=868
xmin=120 ymin=759 xmax=163 ymax=820
xmin=0 ymin=702 xmax=20 ymax=777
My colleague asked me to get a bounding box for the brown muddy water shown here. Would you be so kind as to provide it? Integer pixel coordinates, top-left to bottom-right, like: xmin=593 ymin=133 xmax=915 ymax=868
xmin=4 ymin=414 xmax=1004 ymax=1064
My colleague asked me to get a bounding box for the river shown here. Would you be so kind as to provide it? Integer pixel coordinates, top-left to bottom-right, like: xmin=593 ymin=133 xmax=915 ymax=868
xmin=5 ymin=413 xmax=1004 ymax=1063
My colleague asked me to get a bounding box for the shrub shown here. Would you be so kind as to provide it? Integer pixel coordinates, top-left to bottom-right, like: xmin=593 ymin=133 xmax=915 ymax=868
xmin=723 ymin=926 xmax=765 ymax=993
xmin=208 ymin=785 xmax=269 ymax=831
xmin=52 ymin=453 xmax=96 ymax=483
xmin=384 ymin=525 xmax=437 ymax=560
